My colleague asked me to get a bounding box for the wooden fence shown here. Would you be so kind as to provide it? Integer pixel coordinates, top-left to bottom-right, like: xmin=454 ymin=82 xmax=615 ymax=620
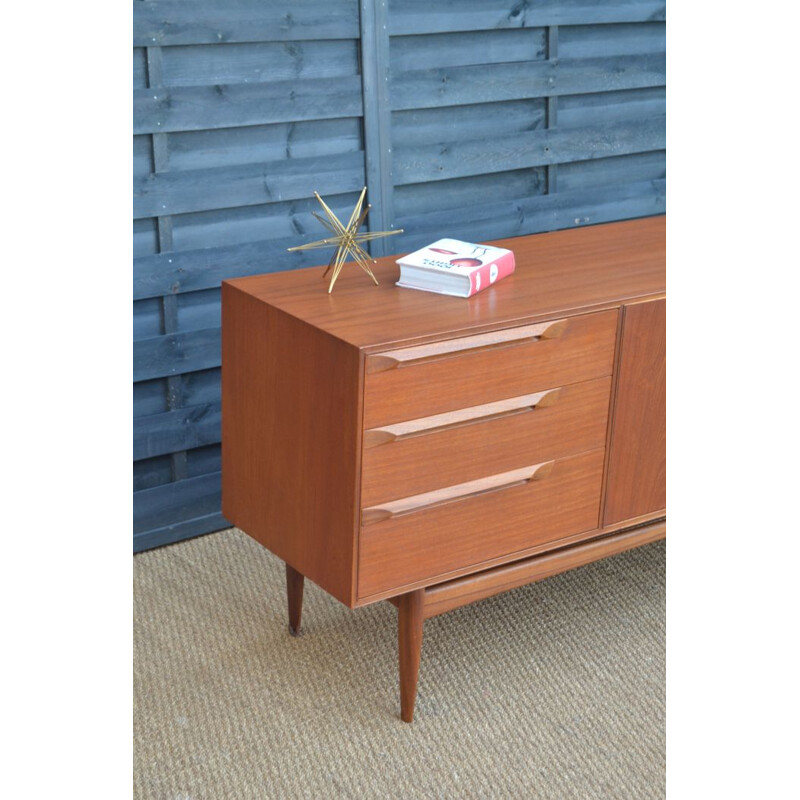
xmin=133 ymin=0 xmax=665 ymax=551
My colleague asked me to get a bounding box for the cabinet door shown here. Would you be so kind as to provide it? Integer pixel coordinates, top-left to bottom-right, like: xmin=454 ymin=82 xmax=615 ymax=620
xmin=603 ymin=299 xmax=666 ymax=526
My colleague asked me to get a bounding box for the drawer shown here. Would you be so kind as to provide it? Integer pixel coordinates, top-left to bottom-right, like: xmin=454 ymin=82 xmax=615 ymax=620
xmin=363 ymin=309 xmax=618 ymax=429
xmin=357 ymin=448 xmax=605 ymax=599
xmin=361 ymin=376 xmax=611 ymax=508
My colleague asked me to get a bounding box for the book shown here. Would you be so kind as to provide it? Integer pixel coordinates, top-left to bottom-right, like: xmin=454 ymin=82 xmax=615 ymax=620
xmin=395 ymin=238 xmax=515 ymax=298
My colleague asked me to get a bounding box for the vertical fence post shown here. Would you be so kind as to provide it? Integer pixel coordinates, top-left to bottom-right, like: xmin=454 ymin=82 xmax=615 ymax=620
xmin=145 ymin=46 xmax=188 ymax=481
xmin=546 ymin=26 xmax=559 ymax=196
xmin=359 ymin=0 xmax=395 ymax=257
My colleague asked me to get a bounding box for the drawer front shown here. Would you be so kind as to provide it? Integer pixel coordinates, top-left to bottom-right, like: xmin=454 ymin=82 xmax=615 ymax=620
xmin=363 ymin=309 xmax=618 ymax=429
xmin=357 ymin=448 xmax=605 ymax=599
xmin=361 ymin=376 xmax=611 ymax=508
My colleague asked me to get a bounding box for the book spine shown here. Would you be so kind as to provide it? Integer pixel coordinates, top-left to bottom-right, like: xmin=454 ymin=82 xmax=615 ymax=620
xmin=467 ymin=251 xmax=515 ymax=296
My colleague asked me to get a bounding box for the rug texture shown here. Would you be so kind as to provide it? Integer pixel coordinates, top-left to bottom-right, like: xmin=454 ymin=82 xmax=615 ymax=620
xmin=134 ymin=528 xmax=665 ymax=799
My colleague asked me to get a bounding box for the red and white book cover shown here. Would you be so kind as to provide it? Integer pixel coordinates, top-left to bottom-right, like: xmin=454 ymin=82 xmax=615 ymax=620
xmin=395 ymin=238 xmax=515 ymax=298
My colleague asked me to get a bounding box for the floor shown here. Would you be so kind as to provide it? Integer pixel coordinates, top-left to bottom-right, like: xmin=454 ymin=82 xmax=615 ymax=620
xmin=134 ymin=528 xmax=665 ymax=799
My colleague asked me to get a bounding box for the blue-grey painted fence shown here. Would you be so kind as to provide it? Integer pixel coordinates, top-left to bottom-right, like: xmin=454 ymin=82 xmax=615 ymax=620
xmin=133 ymin=0 xmax=666 ymax=552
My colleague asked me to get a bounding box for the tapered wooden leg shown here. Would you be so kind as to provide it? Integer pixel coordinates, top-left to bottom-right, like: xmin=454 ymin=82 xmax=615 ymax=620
xmin=285 ymin=563 xmax=304 ymax=636
xmin=398 ymin=589 xmax=425 ymax=723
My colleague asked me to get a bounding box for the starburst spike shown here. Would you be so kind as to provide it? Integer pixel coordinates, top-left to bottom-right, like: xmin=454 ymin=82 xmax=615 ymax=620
xmin=288 ymin=235 xmax=349 ymax=252
xmin=349 ymin=240 xmax=374 ymax=267
xmin=339 ymin=237 xmax=372 ymax=269
xmin=328 ymin=247 xmax=349 ymax=293
xmin=329 ymin=245 xmax=347 ymax=283
xmin=312 ymin=211 xmax=338 ymax=233
xmin=345 ymin=245 xmax=373 ymax=276
xmin=348 ymin=208 xmax=375 ymax=253
xmin=346 ymin=186 xmax=367 ymax=231
xmin=359 ymin=260 xmax=380 ymax=285
xmin=332 ymin=236 xmax=353 ymax=278
xmin=351 ymin=203 xmax=372 ymax=238
xmin=314 ymin=192 xmax=347 ymax=235
xmin=352 ymin=228 xmax=405 ymax=242
xmin=349 ymin=243 xmax=379 ymax=284
xmin=321 ymin=249 xmax=339 ymax=280
xmin=314 ymin=200 xmax=346 ymax=238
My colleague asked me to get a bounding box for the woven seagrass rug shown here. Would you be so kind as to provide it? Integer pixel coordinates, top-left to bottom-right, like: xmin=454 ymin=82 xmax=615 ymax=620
xmin=134 ymin=528 xmax=665 ymax=799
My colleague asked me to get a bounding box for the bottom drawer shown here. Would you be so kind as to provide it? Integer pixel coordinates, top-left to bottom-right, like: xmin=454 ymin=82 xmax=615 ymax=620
xmin=357 ymin=448 xmax=605 ymax=599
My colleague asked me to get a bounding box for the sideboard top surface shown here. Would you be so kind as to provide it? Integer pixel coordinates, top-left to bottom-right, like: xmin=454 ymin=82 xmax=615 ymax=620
xmin=223 ymin=215 xmax=665 ymax=351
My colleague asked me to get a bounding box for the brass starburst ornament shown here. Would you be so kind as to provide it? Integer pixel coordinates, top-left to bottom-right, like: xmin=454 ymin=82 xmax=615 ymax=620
xmin=287 ymin=188 xmax=404 ymax=293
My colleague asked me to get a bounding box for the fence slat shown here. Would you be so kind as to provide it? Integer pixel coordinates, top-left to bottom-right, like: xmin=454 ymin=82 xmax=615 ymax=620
xmin=393 ymin=116 xmax=665 ymax=185
xmin=133 ymin=237 xmax=331 ymax=301
xmin=390 ymin=1 xmax=665 ymax=35
xmin=167 ymin=119 xmax=363 ymax=173
xmin=558 ymin=150 xmax=665 ymax=192
xmin=558 ymin=86 xmax=665 ymax=129
xmin=391 ymin=54 xmax=665 ymax=111
xmin=133 ymin=151 xmax=366 ymax=219
xmin=134 ymin=370 xmax=222 ymax=421
xmin=394 ymin=169 xmax=546 ymax=218
xmin=134 ymin=403 xmax=221 ymax=461
xmin=133 ymin=512 xmax=229 ymax=552
xmin=394 ymin=179 xmax=666 ymax=251
xmin=391 ymin=28 xmax=547 ymax=72
xmin=558 ymin=21 xmax=666 ymax=60
xmin=134 ymin=76 xmax=364 ymax=134
xmin=159 ymin=40 xmax=359 ymax=87
xmin=392 ymin=100 xmax=547 ymax=148
xmin=134 ymin=0 xmax=359 ymax=46
xmin=133 ymin=471 xmax=224 ymax=534
xmin=134 ymin=327 xmax=221 ymax=382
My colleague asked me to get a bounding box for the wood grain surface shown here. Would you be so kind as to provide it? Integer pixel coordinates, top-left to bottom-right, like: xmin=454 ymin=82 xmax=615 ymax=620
xmin=363 ymin=309 xmax=617 ymax=428
xmin=365 ymin=318 xmax=568 ymax=373
xmin=361 ymin=461 xmax=555 ymax=527
xmin=398 ymin=589 xmax=425 ymax=723
xmin=223 ymin=216 xmax=665 ymax=352
xmin=361 ymin=376 xmax=611 ymax=507
xmin=286 ymin=563 xmax=304 ymax=635
xmin=362 ymin=386 xmax=563 ymax=447
xmin=422 ymin=519 xmax=667 ymax=619
xmin=358 ymin=448 xmax=606 ymax=599
xmin=221 ymin=283 xmax=362 ymax=606
xmin=603 ymin=299 xmax=666 ymax=525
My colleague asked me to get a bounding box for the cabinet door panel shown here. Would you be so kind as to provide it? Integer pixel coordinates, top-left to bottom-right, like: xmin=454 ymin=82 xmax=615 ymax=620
xmin=603 ymin=299 xmax=666 ymax=526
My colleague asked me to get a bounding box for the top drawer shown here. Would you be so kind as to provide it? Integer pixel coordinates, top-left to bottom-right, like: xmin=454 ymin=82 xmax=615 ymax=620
xmin=363 ymin=309 xmax=618 ymax=429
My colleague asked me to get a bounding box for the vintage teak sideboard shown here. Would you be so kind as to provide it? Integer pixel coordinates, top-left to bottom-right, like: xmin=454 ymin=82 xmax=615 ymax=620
xmin=221 ymin=215 xmax=666 ymax=722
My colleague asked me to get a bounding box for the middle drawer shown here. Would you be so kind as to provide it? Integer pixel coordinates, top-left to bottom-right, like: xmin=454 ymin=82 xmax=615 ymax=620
xmin=361 ymin=375 xmax=612 ymax=507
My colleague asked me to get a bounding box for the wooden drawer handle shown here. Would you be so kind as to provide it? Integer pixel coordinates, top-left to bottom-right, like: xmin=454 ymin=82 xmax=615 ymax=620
xmin=366 ymin=319 xmax=568 ymax=374
xmin=363 ymin=387 xmax=562 ymax=448
xmin=361 ymin=460 xmax=555 ymax=526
